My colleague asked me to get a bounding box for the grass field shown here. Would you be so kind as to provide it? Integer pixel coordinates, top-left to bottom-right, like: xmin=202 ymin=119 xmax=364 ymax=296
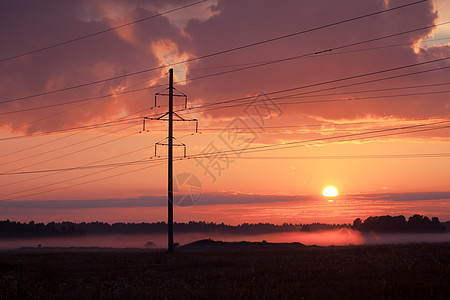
xmin=0 ymin=242 xmax=449 ymax=299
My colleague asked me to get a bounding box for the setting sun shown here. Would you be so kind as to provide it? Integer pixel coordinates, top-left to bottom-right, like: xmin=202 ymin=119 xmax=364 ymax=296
xmin=0 ymin=1 xmax=448 ymax=298
xmin=323 ymin=186 xmax=339 ymax=197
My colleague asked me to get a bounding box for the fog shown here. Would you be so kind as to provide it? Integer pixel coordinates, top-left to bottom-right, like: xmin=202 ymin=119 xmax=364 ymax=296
xmin=1 ymin=229 xmax=449 ymax=250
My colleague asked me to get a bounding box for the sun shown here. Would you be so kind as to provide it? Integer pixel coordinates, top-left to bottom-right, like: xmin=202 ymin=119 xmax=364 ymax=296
xmin=322 ymin=186 xmax=339 ymax=197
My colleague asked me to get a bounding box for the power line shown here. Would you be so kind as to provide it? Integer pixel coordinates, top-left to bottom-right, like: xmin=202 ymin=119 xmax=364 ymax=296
xmin=2 ymin=108 xmax=437 ymax=141
xmin=1 ymin=80 xmax=447 ymax=147
xmin=4 ymin=148 xmax=450 ymax=177
xmin=178 ymin=0 xmax=428 ymax=69
xmin=1 ymin=26 xmax=446 ymax=183
xmin=0 ymin=106 xmax=151 ymax=165
xmin=0 ymin=3 xmax=442 ymax=154
xmin=265 ymin=90 xmax=450 ymax=106
xmin=0 ymin=0 xmax=428 ymax=106
xmin=1 ymin=118 xmax=448 ymax=176
xmin=0 ymin=143 xmax=155 ymax=190
xmin=1 ymin=60 xmax=447 ymax=153
xmin=1 ymin=121 xmax=448 ymax=201
xmin=272 ymin=82 xmax=450 ymax=97
xmin=0 ymin=86 xmax=155 ymax=116
xmin=186 ymin=36 xmax=450 ymax=72
xmin=195 ymin=88 xmax=450 ymax=114
xmin=2 ymin=23 xmax=446 ymax=117
xmin=0 ymin=118 xmax=140 ymax=143
xmin=180 ymin=61 xmax=450 ymax=114
xmin=2 ymin=79 xmax=448 ymax=128
xmin=3 ymin=100 xmax=445 ymax=199
xmin=1 ymin=64 xmax=446 ymax=158
xmin=210 ymin=153 xmax=450 ymax=160
xmin=0 ymin=0 xmax=209 ymax=63
xmin=181 ymin=21 xmax=450 ymax=83
xmin=0 ymin=106 xmax=153 ymax=188
xmin=0 ymin=121 xmax=133 ymax=160
xmin=0 ymin=161 xmax=166 ymax=201
xmin=195 ymin=123 xmax=450 ymax=157
xmin=1 ymin=75 xmax=158 ymax=139
xmin=150 ymin=118 xmax=443 ymax=133
xmin=0 ymin=120 xmax=140 ymax=165
xmin=1 ymin=118 xmax=447 ymax=201
xmin=1 ymin=123 xmax=139 ymax=173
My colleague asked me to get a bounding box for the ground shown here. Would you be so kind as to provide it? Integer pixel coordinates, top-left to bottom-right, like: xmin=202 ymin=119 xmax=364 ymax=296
xmin=0 ymin=242 xmax=449 ymax=299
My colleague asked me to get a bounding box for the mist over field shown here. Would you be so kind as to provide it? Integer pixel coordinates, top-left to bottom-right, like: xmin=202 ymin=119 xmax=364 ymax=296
xmin=2 ymin=230 xmax=449 ymax=250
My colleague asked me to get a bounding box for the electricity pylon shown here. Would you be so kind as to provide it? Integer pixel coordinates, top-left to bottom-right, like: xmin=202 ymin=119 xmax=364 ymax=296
xmin=142 ymin=69 xmax=197 ymax=252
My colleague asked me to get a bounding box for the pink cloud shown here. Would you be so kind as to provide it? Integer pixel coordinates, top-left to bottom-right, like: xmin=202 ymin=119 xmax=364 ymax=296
xmin=0 ymin=0 xmax=448 ymax=141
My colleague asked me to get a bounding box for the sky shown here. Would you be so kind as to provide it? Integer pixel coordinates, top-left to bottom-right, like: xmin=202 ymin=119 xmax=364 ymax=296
xmin=0 ymin=0 xmax=449 ymax=225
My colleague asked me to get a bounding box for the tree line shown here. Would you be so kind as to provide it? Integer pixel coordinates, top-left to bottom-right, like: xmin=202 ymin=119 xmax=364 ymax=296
xmin=0 ymin=220 xmax=346 ymax=239
xmin=352 ymin=214 xmax=446 ymax=233
xmin=0 ymin=215 xmax=447 ymax=239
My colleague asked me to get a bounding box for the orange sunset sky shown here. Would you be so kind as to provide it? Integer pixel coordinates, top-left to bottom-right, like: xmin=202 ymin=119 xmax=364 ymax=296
xmin=0 ymin=0 xmax=449 ymax=225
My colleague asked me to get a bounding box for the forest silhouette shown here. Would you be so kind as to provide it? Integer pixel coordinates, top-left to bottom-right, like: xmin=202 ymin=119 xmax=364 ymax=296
xmin=0 ymin=214 xmax=447 ymax=239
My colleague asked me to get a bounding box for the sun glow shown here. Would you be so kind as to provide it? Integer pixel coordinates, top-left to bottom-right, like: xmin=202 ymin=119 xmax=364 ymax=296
xmin=322 ymin=186 xmax=339 ymax=197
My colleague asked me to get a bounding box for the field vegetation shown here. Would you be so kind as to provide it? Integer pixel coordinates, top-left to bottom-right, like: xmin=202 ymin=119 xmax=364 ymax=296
xmin=0 ymin=242 xmax=448 ymax=299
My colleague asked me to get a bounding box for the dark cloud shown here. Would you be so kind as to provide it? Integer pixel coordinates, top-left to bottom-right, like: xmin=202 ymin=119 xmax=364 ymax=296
xmin=184 ymin=0 xmax=448 ymax=122
xmin=0 ymin=0 xmax=191 ymax=133
xmin=0 ymin=193 xmax=303 ymax=209
xmin=0 ymin=196 xmax=166 ymax=209
xmin=2 ymin=191 xmax=449 ymax=209
xmin=0 ymin=0 xmax=448 ymax=136
xmin=354 ymin=191 xmax=450 ymax=201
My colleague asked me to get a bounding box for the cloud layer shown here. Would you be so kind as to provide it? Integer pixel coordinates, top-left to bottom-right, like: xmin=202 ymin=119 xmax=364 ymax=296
xmin=0 ymin=0 xmax=449 ymax=137
xmin=2 ymin=191 xmax=449 ymax=209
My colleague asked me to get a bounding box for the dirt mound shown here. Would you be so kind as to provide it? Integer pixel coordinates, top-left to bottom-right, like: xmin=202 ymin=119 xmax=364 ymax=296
xmin=179 ymin=238 xmax=307 ymax=250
